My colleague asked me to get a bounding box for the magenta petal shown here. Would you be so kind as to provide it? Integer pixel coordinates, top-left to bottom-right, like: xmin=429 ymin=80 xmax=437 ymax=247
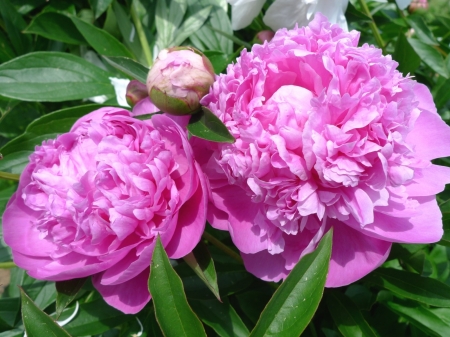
xmin=131 ymin=97 xmax=159 ymax=116
xmin=3 ymin=191 xmax=57 ymax=257
xmin=211 ymin=185 xmax=267 ymax=254
xmin=326 ymin=220 xmax=391 ymax=287
xmin=92 ymin=268 xmax=151 ymax=314
xmin=165 ymin=164 xmax=207 ymax=259
xmin=407 ymin=110 xmax=450 ymax=160
xmin=242 ymin=250 xmax=288 ymax=282
xmin=348 ymin=196 xmax=443 ymax=243
xmin=406 ymin=165 xmax=450 ymax=197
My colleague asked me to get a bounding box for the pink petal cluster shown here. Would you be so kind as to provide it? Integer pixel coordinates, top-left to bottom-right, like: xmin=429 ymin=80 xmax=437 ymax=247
xmin=3 ymin=107 xmax=207 ymax=313
xmin=193 ymin=14 xmax=450 ymax=286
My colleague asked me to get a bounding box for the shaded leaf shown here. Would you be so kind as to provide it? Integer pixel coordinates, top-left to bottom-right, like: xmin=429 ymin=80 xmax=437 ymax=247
xmin=393 ymin=33 xmax=421 ymax=75
xmin=0 ymin=0 xmax=31 ymax=56
xmin=249 ymin=229 xmax=333 ymax=337
xmin=149 ymin=236 xmax=206 ymax=337
xmin=385 ymin=301 xmax=450 ymax=337
xmin=189 ymin=298 xmax=249 ymax=337
xmin=172 ymin=6 xmax=212 ymax=47
xmin=204 ymin=51 xmax=228 ymax=74
xmin=406 ymin=15 xmax=438 ymax=46
xmin=188 ymin=107 xmax=235 ymax=143
xmin=55 ymin=278 xmax=87 ymax=319
xmin=183 ymin=241 xmax=220 ymax=301
xmin=63 ymin=297 xmax=133 ymax=336
xmin=90 ymin=0 xmax=113 ymax=19
xmin=0 ymin=298 xmax=20 ymax=331
xmin=367 ymin=268 xmax=450 ymax=307
xmin=24 ymin=12 xmax=86 ymax=45
xmin=326 ymin=290 xmax=378 ymax=337
xmin=20 ymin=287 xmax=71 ymax=337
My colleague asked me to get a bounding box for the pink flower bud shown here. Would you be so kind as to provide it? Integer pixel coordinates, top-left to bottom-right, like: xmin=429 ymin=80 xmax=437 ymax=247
xmin=256 ymin=30 xmax=275 ymax=43
xmin=146 ymin=47 xmax=215 ymax=116
xmin=409 ymin=0 xmax=428 ymax=12
xmin=126 ymin=80 xmax=148 ymax=107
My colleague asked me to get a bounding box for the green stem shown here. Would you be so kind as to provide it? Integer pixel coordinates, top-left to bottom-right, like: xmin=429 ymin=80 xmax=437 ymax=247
xmin=131 ymin=0 xmax=153 ymax=67
xmin=202 ymin=232 xmax=243 ymax=264
xmin=358 ymin=0 xmax=385 ymax=50
xmin=0 ymin=261 xmax=16 ymax=269
xmin=0 ymin=171 xmax=20 ymax=181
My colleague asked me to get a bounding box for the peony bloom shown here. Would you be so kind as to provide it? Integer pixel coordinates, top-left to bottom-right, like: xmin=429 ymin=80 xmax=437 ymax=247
xmin=3 ymin=107 xmax=207 ymax=313
xmin=147 ymin=47 xmax=215 ymax=116
xmin=228 ymin=0 xmax=348 ymax=31
xmin=192 ymin=14 xmax=450 ymax=287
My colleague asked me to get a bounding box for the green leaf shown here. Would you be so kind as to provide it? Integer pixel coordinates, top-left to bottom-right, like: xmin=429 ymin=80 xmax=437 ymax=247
xmin=0 ymin=298 xmax=20 ymax=331
xmin=406 ymin=15 xmax=438 ymax=46
xmin=326 ymin=290 xmax=378 ymax=337
xmin=0 ymin=30 xmax=16 ymax=63
xmin=189 ymin=298 xmax=250 ymax=337
xmin=393 ymin=34 xmax=421 ymax=75
xmin=103 ymin=56 xmax=148 ymax=83
xmin=71 ymin=16 xmax=134 ymax=58
xmin=407 ymin=38 xmax=449 ymax=78
xmin=432 ymin=78 xmax=450 ymax=110
xmin=438 ymin=219 xmax=450 ymax=247
xmin=0 ymin=329 xmax=23 ymax=337
xmin=112 ymin=2 xmax=146 ymax=65
xmin=183 ymin=241 xmax=220 ymax=301
xmin=385 ymin=301 xmax=450 ymax=337
xmin=366 ymin=268 xmax=450 ymax=307
xmin=235 ymin=288 xmax=273 ymax=324
xmin=0 ymin=52 xmax=115 ymax=102
xmin=90 ymin=0 xmax=113 ymax=19
xmin=0 ymin=0 xmax=32 ymax=56
xmin=0 ymin=102 xmax=44 ymax=139
xmin=249 ymin=229 xmax=333 ymax=337
xmin=203 ymin=51 xmax=228 ymax=74
xmin=149 ymin=236 xmax=206 ymax=337
xmin=20 ymin=287 xmax=71 ymax=337
xmin=171 ymin=6 xmax=212 ymax=47
xmin=155 ymin=0 xmax=172 ymax=49
xmin=187 ymin=107 xmax=235 ymax=143
xmin=0 ymin=104 xmax=102 ymax=174
xmin=55 ymin=278 xmax=87 ymax=319
xmin=168 ymin=0 xmax=188 ymax=40
xmin=63 ymin=297 xmax=133 ymax=336
xmin=24 ymin=12 xmax=86 ymax=45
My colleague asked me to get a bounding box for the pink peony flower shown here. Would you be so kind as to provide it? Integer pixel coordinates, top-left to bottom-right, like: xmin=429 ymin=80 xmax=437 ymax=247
xmin=192 ymin=14 xmax=450 ymax=287
xmin=3 ymin=107 xmax=207 ymax=313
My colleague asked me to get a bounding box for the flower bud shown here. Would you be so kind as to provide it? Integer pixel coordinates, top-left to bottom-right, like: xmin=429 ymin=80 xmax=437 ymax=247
xmin=146 ymin=47 xmax=215 ymax=116
xmin=126 ymin=80 xmax=148 ymax=107
xmin=409 ymin=0 xmax=428 ymax=12
xmin=255 ymin=30 xmax=275 ymax=43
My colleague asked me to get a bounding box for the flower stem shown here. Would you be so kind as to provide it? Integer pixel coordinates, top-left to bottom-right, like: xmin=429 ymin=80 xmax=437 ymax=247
xmin=0 ymin=261 xmax=16 ymax=269
xmin=202 ymin=231 xmax=243 ymax=264
xmin=131 ymin=0 xmax=153 ymax=67
xmin=358 ymin=0 xmax=385 ymax=50
xmin=0 ymin=171 xmax=20 ymax=181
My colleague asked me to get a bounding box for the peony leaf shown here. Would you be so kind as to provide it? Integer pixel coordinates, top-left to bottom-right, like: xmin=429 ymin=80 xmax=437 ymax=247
xmin=384 ymin=301 xmax=450 ymax=337
xmin=0 ymin=52 xmax=115 ymax=101
xmin=249 ymin=229 xmax=333 ymax=337
xmin=0 ymin=0 xmax=31 ymax=56
xmin=189 ymin=298 xmax=250 ymax=337
xmin=365 ymin=268 xmax=450 ymax=307
xmin=90 ymin=0 xmax=114 ymax=19
xmin=62 ymin=297 xmax=133 ymax=336
xmin=149 ymin=236 xmax=206 ymax=337
xmin=407 ymin=38 xmax=449 ymax=78
xmin=183 ymin=241 xmax=221 ymax=301
xmin=171 ymin=6 xmax=212 ymax=47
xmin=187 ymin=107 xmax=235 ymax=143
xmin=393 ymin=33 xmax=421 ymax=76
xmin=103 ymin=56 xmax=148 ymax=84
xmin=0 ymin=104 xmax=103 ymax=174
xmin=326 ymin=290 xmax=378 ymax=337
xmin=55 ymin=278 xmax=87 ymax=320
xmin=20 ymin=287 xmax=71 ymax=337
xmin=70 ymin=16 xmax=134 ymax=58
xmin=438 ymin=218 xmax=450 ymax=247
xmin=24 ymin=12 xmax=86 ymax=45
xmin=203 ymin=51 xmax=229 ymax=74
xmin=0 ymin=298 xmax=20 ymax=331
xmin=406 ymin=15 xmax=438 ymax=46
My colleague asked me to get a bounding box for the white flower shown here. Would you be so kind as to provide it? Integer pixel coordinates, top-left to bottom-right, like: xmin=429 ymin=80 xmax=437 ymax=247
xmin=228 ymin=0 xmax=349 ymax=31
xmin=109 ymin=77 xmax=130 ymax=107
